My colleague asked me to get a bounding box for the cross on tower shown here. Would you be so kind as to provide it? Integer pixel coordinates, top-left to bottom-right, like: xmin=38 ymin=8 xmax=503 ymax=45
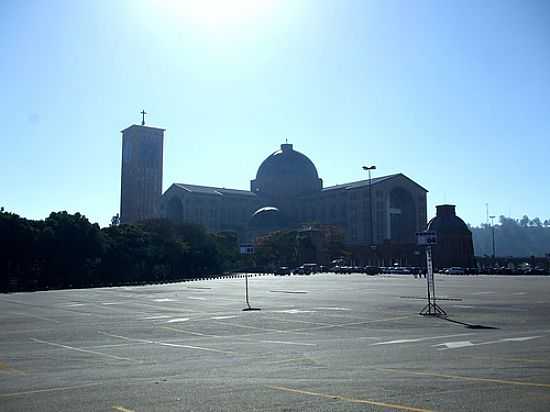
xmin=141 ymin=110 xmax=147 ymax=126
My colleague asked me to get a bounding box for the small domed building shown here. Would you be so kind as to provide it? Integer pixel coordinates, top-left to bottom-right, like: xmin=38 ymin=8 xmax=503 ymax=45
xmin=427 ymin=204 xmax=475 ymax=269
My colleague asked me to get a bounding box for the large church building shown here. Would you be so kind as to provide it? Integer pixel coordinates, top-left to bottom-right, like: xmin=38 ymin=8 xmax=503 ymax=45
xmin=120 ymin=122 xmax=428 ymax=259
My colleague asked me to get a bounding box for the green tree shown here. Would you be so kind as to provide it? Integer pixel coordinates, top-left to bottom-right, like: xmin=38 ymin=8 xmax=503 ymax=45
xmin=39 ymin=211 xmax=104 ymax=288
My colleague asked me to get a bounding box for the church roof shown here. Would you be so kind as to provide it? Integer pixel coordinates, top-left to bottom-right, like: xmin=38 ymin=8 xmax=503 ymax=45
xmin=121 ymin=124 xmax=166 ymax=133
xmin=172 ymin=183 xmax=257 ymax=198
xmin=322 ymin=173 xmax=428 ymax=193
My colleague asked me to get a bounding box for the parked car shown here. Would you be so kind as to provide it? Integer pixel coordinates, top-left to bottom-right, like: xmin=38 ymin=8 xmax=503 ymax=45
xmin=274 ymin=266 xmax=291 ymax=276
xmin=302 ymin=263 xmax=319 ymax=274
xmin=445 ymin=267 xmax=465 ymax=275
xmin=363 ymin=266 xmax=380 ymax=275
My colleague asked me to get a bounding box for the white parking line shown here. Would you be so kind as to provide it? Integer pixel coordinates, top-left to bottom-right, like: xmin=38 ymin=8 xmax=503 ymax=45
xmin=499 ymin=336 xmax=541 ymax=342
xmin=165 ymin=318 xmax=190 ymax=323
xmin=12 ymin=311 xmax=60 ymax=323
xmin=273 ymin=309 xmax=317 ymax=314
xmin=371 ymin=333 xmax=473 ymax=346
xmin=435 ymin=335 xmax=544 ymax=350
xmin=261 ymin=340 xmax=317 ymax=346
xmin=98 ymin=331 xmax=232 ymax=354
xmin=31 ymin=338 xmax=134 ymax=361
xmin=434 ymin=341 xmax=475 ymax=349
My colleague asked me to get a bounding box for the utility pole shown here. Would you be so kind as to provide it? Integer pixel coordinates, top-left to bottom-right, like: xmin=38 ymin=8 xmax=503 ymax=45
xmin=362 ymin=165 xmax=376 ymax=264
xmin=490 ymin=215 xmax=496 ymax=265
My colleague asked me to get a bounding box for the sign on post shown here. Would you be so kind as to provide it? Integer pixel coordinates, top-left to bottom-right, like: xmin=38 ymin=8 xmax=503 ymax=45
xmin=416 ymin=231 xmax=437 ymax=246
xmin=417 ymin=231 xmax=446 ymax=316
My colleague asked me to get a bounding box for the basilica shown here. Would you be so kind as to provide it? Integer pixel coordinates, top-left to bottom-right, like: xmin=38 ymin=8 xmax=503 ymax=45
xmin=120 ymin=122 xmax=431 ymax=264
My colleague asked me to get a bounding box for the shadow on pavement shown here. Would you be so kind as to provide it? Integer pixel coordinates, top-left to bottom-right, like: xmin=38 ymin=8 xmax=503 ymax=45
xmin=440 ymin=316 xmax=499 ymax=330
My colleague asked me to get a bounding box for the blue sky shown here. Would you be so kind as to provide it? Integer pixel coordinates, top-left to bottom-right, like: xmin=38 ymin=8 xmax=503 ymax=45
xmin=1 ymin=0 xmax=549 ymax=227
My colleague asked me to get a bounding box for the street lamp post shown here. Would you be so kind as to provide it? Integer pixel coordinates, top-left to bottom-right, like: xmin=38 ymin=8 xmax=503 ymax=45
xmin=362 ymin=165 xmax=377 ymax=263
xmin=489 ymin=215 xmax=496 ymax=264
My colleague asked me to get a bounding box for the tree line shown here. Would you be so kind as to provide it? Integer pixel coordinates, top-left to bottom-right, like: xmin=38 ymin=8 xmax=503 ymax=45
xmin=471 ymin=215 xmax=550 ymax=257
xmin=0 ymin=208 xmax=242 ymax=292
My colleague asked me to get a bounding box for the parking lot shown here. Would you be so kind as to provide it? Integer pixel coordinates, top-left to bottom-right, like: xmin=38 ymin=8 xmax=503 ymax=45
xmin=1 ymin=273 xmax=550 ymax=411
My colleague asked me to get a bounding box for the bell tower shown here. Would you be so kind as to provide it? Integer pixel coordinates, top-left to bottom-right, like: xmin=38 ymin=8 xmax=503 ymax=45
xmin=120 ymin=114 xmax=165 ymax=224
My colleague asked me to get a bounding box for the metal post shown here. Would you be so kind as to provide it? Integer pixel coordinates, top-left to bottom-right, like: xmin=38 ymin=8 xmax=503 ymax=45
xmin=368 ymin=168 xmax=373 ymax=247
xmin=489 ymin=215 xmax=496 ymax=265
xmin=242 ymin=274 xmax=261 ymax=311
xmin=363 ymin=165 xmax=376 ymax=265
xmin=492 ymin=224 xmax=496 ymax=260
xmin=245 ymin=275 xmax=250 ymax=309
xmin=420 ymin=244 xmax=446 ymax=316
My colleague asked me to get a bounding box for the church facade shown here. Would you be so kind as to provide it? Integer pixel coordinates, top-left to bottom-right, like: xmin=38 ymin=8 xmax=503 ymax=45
xmin=120 ymin=123 xmax=428 ymax=255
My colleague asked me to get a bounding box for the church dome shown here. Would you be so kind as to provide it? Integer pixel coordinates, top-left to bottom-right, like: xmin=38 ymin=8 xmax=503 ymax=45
xmin=427 ymin=204 xmax=471 ymax=235
xmin=250 ymin=143 xmax=322 ymax=200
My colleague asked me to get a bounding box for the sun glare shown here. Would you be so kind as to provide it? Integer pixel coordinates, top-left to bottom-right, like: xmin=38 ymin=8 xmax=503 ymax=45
xmin=154 ymin=0 xmax=275 ymax=31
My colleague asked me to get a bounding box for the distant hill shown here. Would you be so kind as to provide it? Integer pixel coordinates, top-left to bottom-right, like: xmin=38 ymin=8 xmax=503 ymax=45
xmin=471 ymin=216 xmax=550 ymax=257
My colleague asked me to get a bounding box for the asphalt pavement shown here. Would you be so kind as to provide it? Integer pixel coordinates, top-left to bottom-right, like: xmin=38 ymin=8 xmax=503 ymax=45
xmin=1 ymin=273 xmax=550 ymax=411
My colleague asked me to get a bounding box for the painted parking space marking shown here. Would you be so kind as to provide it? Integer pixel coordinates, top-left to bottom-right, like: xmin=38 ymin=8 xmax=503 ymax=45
xmin=435 ymin=341 xmax=475 ymax=349
xmin=270 ymin=290 xmax=308 ymax=294
xmin=261 ymin=315 xmax=335 ymax=327
xmin=11 ymin=311 xmax=60 ymax=323
xmin=471 ymin=291 xmax=496 ymax=295
xmin=274 ymin=309 xmax=317 ymax=314
xmin=143 ymin=315 xmax=171 ymax=320
xmin=464 ymin=354 xmax=550 ymax=364
xmin=0 ymin=361 xmax=26 ymax=375
xmin=211 ymin=315 xmax=238 ymax=320
xmin=161 ymin=326 xmax=221 ymax=338
xmin=499 ymin=336 xmax=541 ymax=342
xmin=290 ymin=315 xmax=413 ymax=332
xmin=267 ymin=385 xmax=433 ymax=412
xmin=98 ymin=331 xmax=233 ymax=354
xmin=314 ymin=307 xmax=351 ymax=311
xmin=0 ymin=383 xmax=101 ymax=399
xmin=435 ymin=335 xmax=543 ymax=350
xmin=261 ymin=340 xmax=317 ymax=346
xmin=212 ymin=320 xmax=287 ymax=333
xmin=188 ymin=296 xmax=206 ymax=300
xmin=380 ymin=367 xmax=550 ymax=390
xmin=31 ymin=338 xmax=134 ymax=361
xmin=371 ymin=333 xmax=474 ymax=346
xmin=102 ymin=302 xmax=124 ymax=305
xmin=113 ymin=406 xmax=135 ymax=412
xmin=165 ymin=317 xmax=190 ymax=323
xmin=153 ymin=298 xmax=176 ymax=302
